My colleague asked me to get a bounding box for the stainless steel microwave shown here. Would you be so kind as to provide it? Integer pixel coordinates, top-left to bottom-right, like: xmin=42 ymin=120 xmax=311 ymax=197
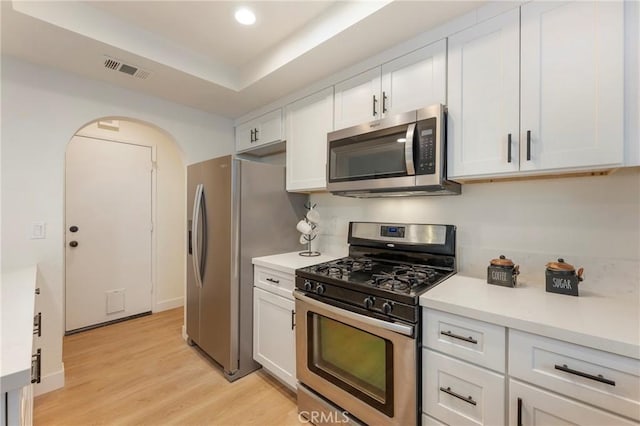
xmin=326 ymin=104 xmax=460 ymax=197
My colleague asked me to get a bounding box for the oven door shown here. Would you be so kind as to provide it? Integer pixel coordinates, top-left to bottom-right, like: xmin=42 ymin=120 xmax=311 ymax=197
xmin=327 ymin=111 xmax=418 ymax=193
xmin=295 ymin=291 xmax=417 ymax=426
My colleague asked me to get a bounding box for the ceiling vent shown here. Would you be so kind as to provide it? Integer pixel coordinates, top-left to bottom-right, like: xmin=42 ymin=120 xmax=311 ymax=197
xmin=103 ymin=56 xmax=151 ymax=80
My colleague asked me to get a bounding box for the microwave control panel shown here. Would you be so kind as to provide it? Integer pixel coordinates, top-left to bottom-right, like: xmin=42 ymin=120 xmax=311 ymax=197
xmin=415 ymin=118 xmax=436 ymax=175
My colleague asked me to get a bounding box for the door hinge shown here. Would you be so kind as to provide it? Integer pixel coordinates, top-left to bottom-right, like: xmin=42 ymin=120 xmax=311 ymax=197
xmin=150 ymin=222 xmax=154 ymax=232
xmin=151 ymin=161 xmax=157 ymax=171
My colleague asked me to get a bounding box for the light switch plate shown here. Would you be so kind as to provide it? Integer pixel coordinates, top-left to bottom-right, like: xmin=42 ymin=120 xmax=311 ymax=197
xmin=31 ymin=222 xmax=46 ymax=239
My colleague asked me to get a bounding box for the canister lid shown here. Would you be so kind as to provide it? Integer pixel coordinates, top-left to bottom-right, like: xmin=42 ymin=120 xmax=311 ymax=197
xmin=490 ymin=255 xmax=514 ymax=267
xmin=546 ymin=258 xmax=575 ymax=271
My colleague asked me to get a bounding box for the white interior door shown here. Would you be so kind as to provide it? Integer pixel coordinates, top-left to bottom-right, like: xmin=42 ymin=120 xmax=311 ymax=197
xmin=65 ymin=136 xmax=152 ymax=332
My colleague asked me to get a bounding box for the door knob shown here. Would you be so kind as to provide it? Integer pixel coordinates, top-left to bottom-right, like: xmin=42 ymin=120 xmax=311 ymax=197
xmin=69 ymin=241 xmax=79 ymax=248
xmin=69 ymin=226 xmax=79 ymax=232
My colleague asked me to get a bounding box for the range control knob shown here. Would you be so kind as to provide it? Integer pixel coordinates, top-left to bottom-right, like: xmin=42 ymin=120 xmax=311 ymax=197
xmin=315 ymin=284 xmax=326 ymax=295
xmin=303 ymin=280 xmax=313 ymax=291
xmin=364 ymin=296 xmax=375 ymax=309
xmin=382 ymin=302 xmax=393 ymax=314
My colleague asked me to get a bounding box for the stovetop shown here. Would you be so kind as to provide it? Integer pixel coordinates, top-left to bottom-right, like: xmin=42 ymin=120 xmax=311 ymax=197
xmin=301 ymin=256 xmax=452 ymax=297
xmin=295 ymin=222 xmax=456 ymax=324
xmin=295 ymin=255 xmax=455 ymax=324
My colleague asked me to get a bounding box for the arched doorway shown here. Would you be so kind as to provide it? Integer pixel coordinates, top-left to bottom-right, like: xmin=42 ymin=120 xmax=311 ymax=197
xmin=64 ymin=118 xmax=186 ymax=333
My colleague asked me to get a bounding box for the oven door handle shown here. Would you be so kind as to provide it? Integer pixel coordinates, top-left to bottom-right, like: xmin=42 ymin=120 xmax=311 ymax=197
xmin=404 ymin=123 xmax=416 ymax=176
xmin=294 ymin=291 xmax=414 ymax=337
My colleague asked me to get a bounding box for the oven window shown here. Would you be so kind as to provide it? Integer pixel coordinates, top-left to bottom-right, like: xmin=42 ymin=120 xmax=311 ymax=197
xmin=308 ymin=314 xmax=394 ymax=416
xmin=329 ymin=127 xmax=410 ymax=182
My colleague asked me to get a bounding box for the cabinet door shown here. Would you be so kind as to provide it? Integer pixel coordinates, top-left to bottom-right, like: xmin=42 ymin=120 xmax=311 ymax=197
xmin=235 ymin=121 xmax=255 ymax=152
xmin=333 ymin=68 xmax=380 ymax=130
xmin=286 ymin=87 xmax=334 ymax=192
xmin=381 ymin=39 xmax=447 ymax=118
xmin=509 ymin=379 xmax=638 ymax=426
xmin=423 ymin=349 xmax=505 ymax=426
xmin=253 ymin=287 xmax=296 ymax=389
xmin=520 ymin=1 xmax=624 ymax=171
xmin=256 ymin=109 xmax=283 ymax=146
xmin=447 ymin=9 xmax=520 ymax=178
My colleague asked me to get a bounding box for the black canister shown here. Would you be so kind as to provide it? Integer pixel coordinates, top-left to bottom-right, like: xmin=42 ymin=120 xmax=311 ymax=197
xmin=545 ymin=258 xmax=584 ymax=296
xmin=487 ymin=255 xmax=519 ymax=287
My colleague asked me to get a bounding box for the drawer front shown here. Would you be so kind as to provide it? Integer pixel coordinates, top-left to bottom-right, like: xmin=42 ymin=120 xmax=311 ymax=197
xmin=509 ymin=329 xmax=640 ymax=421
xmin=422 ymin=413 xmax=447 ymax=426
xmin=509 ymin=379 xmax=638 ymax=426
xmin=254 ymin=266 xmax=294 ymax=299
xmin=423 ymin=308 xmax=506 ymax=372
xmin=423 ymin=349 xmax=505 ymax=426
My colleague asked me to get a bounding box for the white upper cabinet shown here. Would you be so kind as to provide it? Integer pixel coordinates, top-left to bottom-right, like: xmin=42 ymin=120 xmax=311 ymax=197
xmin=520 ymin=1 xmax=624 ymax=172
xmin=334 ymin=68 xmax=381 ymax=131
xmin=333 ymin=40 xmax=447 ymax=131
xmin=448 ymin=1 xmax=625 ymax=180
xmin=448 ymin=9 xmax=520 ymax=179
xmin=286 ymin=87 xmax=334 ymax=192
xmin=381 ymin=39 xmax=447 ymax=117
xmin=235 ymin=109 xmax=283 ymax=153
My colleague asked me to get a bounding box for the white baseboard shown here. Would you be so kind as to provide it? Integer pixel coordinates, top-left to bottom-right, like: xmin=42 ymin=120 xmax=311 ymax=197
xmin=154 ymin=296 xmax=183 ymax=312
xmin=182 ymin=325 xmax=187 ymax=341
xmin=34 ymin=364 xmax=64 ymax=396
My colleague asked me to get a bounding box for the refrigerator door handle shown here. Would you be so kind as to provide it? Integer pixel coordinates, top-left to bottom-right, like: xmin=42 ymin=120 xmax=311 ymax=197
xmin=199 ymin=186 xmax=208 ymax=284
xmin=191 ymin=184 xmax=204 ymax=288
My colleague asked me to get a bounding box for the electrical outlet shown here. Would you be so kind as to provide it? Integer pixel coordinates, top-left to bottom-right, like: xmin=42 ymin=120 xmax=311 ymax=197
xmin=30 ymin=222 xmax=46 ymax=239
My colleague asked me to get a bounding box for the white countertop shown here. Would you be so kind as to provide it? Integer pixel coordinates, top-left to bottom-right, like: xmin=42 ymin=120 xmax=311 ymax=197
xmin=420 ymin=275 xmax=640 ymax=360
xmin=1 ymin=266 xmax=37 ymax=392
xmin=252 ymin=251 xmax=341 ymax=275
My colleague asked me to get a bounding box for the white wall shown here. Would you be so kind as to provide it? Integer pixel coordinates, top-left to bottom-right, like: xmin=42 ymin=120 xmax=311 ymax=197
xmin=1 ymin=56 xmax=234 ymax=395
xmin=312 ymin=168 xmax=640 ymax=298
xmin=76 ymin=120 xmax=186 ymax=312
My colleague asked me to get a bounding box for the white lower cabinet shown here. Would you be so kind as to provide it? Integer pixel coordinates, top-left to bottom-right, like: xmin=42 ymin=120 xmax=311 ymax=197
xmin=422 ymin=308 xmax=640 ymax=425
xmin=509 ymin=379 xmax=637 ymax=426
xmin=423 ymin=349 xmax=505 ymax=426
xmin=509 ymin=329 xmax=640 ymax=421
xmin=253 ymin=286 xmax=296 ymax=389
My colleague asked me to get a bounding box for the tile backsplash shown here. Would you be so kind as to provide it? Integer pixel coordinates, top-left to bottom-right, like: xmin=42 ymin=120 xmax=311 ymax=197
xmin=311 ymin=168 xmax=640 ymax=299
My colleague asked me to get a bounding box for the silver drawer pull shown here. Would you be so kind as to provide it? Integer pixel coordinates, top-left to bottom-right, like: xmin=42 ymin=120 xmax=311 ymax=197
xmin=439 ymin=386 xmax=477 ymax=406
xmin=554 ymin=364 xmax=616 ymax=386
xmin=441 ymin=330 xmax=478 ymax=344
xmin=266 ymin=278 xmax=280 ymax=284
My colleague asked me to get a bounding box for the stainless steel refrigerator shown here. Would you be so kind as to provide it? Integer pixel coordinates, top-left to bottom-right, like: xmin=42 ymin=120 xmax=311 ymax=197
xmin=186 ymin=155 xmax=306 ymax=381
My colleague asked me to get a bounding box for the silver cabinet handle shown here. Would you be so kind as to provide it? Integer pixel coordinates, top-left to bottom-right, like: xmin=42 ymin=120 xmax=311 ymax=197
xmin=266 ymin=278 xmax=280 ymax=284
xmin=440 ymin=330 xmax=478 ymax=344
xmin=554 ymin=364 xmax=615 ymax=386
xmin=33 ymin=312 xmax=42 ymax=337
xmin=439 ymin=386 xmax=477 ymax=406
xmin=31 ymin=349 xmax=41 ymax=384
xmin=372 ymin=95 xmax=378 ymax=116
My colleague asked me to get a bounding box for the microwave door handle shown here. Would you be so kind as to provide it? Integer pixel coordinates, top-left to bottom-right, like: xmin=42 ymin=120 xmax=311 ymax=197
xmin=404 ymin=123 xmax=416 ymax=175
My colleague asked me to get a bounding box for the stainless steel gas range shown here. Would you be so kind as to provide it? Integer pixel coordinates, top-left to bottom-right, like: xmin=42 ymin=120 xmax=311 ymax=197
xmin=294 ymin=222 xmax=456 ymax=425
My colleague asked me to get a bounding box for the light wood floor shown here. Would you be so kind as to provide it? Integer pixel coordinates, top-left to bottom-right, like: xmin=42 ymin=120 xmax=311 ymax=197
xmin=35 ymin=308 xmax=302 ymax=426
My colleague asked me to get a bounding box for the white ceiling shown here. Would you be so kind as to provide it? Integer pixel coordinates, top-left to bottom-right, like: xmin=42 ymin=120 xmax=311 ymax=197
xmin=1 ymin=1 xmax=485 ymax=119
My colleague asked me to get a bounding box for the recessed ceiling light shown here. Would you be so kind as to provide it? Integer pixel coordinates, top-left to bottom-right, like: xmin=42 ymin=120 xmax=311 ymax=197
xmin=235 ymin=7 xmax=256 ymax=25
